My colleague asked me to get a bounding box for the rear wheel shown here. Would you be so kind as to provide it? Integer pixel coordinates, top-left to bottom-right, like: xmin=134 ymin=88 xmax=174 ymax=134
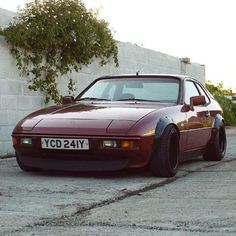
xmin=16 ymin=153 xmax=40 ymax=172
xmin=203 ymin=123 xmax=226 ymax=161
xmin=150 ymin=125 xmax=179 ymax=177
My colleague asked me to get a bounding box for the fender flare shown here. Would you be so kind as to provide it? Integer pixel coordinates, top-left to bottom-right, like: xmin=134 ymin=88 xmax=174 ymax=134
xmin=155 ymin=117 xmax=179 ymax=139
xmin=214 ymin=114 xmax=225 ymax=129
xmin=206 ymin=113 xmax=226 ymax=155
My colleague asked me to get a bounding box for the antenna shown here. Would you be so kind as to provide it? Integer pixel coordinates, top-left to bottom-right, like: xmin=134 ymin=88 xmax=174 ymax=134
xmin=136 ymin=67 xmax=143 ymax=76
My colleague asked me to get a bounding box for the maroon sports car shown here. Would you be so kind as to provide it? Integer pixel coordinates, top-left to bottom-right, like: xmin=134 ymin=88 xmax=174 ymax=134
xmin=12 ymin=74 xmax=226 ymax=177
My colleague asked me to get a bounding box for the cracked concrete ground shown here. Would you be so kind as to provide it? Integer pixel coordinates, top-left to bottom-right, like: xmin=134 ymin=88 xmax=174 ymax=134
xmin=1 ymin=127 xmax=236 ymax=235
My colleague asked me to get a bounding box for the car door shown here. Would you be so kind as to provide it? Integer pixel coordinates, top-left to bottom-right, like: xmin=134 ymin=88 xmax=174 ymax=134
xmin=184 ymin=80 xmax=211 ymax=150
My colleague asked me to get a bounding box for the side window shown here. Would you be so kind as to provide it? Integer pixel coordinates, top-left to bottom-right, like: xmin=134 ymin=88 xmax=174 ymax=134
xmin=184 ymin=81 xmax=200 ymax=104
xmin=195 ymin=83 xmax=210 ymax=104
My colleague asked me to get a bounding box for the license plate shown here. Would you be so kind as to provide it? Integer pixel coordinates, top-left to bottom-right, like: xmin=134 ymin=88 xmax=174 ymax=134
xmin=41 ymin=138 xmax=89 ymax=150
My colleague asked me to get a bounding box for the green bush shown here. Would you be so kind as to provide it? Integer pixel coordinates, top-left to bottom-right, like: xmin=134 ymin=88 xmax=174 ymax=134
xmin=214 ymin=95 xmax=236 ymax=126
xmin=206 ymin=81 xmax=236 ymax=126
xmin=0 ymin=0 xmax=118 ymax=104
xmin=232 ymin=102 xmax=236 ymax=118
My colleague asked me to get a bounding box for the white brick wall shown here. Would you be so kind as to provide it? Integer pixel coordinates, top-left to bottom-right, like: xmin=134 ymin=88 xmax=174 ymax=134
xmin=0 ymin=8 xmax=205 ymax=157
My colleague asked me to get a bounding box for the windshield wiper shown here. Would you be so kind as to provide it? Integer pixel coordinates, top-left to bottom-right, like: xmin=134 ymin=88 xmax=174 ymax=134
xmin=117 ymin=98 xmax=160 ymax=102
xmin=77 ymin=97 xmax=111 ymax=101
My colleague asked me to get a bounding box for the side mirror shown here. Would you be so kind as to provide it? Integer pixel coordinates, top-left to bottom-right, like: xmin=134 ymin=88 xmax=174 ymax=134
xmin=190 ymin=95 xmax=206 ymax=107
xmin=62 ymin=96 xmax=74 ymax=105
xmin=181 ymin=95 xmax=206 ymax=112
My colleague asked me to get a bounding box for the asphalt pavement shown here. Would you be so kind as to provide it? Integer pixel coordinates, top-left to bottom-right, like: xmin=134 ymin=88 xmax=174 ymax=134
xmin=0 ymin=127 xmax=236 ymax=236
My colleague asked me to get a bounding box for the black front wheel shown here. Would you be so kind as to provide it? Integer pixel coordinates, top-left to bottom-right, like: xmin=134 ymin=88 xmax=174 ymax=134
xmin=150 ymin=125 xmax=179 ymax=177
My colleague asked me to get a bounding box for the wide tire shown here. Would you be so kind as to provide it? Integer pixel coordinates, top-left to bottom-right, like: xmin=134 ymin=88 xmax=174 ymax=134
xmin=150 ymin=125 xmax=179 ymax=177
xmin=203 ymin=123 xmax=226 ymax=161
xmin=16 ymin=153 xmax=40 ymax=172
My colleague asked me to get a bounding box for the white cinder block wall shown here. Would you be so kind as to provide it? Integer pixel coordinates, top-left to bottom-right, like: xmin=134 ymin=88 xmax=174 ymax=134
xmin=0 ymin=8 xmax=205 ymax=157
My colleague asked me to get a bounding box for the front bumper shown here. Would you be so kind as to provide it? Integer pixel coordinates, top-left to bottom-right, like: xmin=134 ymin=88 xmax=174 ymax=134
xmin=16 ymin=152 xmax=130 ymax=171
xmin=13 ymin=134 xmax=154 ymax=171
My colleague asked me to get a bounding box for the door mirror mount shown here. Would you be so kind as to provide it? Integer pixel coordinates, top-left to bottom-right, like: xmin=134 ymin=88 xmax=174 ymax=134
xmin=62 ymin=96 xmax=74 ymax=105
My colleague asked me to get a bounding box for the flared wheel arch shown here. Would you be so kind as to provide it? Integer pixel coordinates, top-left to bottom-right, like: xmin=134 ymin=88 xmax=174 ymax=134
xmin=150 ymin=121 xmax=180 ymax=177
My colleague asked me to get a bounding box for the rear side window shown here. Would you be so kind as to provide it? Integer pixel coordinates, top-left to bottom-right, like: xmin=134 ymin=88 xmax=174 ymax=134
xmin=184 ymin=81 xmax=200 ymax=104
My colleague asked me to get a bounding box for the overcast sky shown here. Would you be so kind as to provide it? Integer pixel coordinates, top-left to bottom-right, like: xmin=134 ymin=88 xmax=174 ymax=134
xmin=0 ymin=0 xmax=235 ymax=90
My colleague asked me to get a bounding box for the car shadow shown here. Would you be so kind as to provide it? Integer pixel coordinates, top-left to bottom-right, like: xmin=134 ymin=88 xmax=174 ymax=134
xmin=29 ymin=168 xmax=151 ymax=179
xmin=20 ymin=156 xmax=205 ymax=179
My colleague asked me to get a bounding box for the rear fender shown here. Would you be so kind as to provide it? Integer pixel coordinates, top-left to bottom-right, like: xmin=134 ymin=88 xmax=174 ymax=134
xmin=210 ymin=113 xmax=225 ymax=139
xmin=214 ymin=114 xmax=224 ymax=129
xmin=207 ymin=113 xmax=225 ymax=148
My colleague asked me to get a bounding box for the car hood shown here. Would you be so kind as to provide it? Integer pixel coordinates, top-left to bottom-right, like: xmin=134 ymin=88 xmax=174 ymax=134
xmin=15 ymin=103 xmax=165 ymax=135
xmin=48 ymin=103 xmax=156 ymax=120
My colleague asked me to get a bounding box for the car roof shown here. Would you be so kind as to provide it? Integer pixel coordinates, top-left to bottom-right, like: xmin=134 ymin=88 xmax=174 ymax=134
xmin=97 ymin=74 xmax=191 ymax=81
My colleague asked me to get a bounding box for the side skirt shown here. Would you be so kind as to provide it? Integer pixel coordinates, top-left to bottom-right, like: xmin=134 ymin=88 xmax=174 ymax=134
xmin=180 ymin=148 xmax=205 ymax=162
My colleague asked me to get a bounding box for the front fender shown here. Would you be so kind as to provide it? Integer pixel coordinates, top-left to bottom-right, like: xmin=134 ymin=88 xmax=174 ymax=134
xmin=155 ymin=117 xmax=179 ymax=139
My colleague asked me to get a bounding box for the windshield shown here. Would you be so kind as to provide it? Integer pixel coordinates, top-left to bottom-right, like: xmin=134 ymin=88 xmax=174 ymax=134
xmin=77 ymin=77 xmax=180 ymax=103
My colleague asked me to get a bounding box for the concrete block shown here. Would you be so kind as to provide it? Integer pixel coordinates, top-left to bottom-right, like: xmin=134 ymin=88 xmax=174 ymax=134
xmin=17 ymin=96 xmax=33 ymax=110
xmin=6 ymin=80 xmax=23 ymax=95
xmin=0 ymin=112 xmax=8 ymax=126
xmin=22 ymin=82 xmax=38 ymax=96
xmin=31 ymin=96 xmax=45 ymax=110
xmin=0 ymin=80 xmax=7 ymax=95
xmin=1 ymin=95 xmax=17 ymax=110
xmin=6 ymin=110 xmax=20 ymax=126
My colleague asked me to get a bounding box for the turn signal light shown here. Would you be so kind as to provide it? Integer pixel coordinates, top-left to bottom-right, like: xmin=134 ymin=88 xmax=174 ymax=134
xmin=120 ymin=140 xmax=135 ymax=149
